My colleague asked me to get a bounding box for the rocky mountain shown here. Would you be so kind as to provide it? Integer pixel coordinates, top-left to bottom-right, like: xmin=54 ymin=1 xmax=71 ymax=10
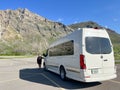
xmin=0 ymin=8 xmax=73 ymax=55
xmin=0 ymin=9 xmax=120 ymax=59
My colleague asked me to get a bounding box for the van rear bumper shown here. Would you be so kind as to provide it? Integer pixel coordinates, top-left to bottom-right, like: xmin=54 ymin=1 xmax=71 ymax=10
xmin=84 ymin=73 xmax=117 ymax=82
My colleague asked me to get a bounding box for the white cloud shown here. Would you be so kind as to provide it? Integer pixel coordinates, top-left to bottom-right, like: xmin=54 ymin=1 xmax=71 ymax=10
xmin=73 ymin=18 xmax=80 ymax=24
xmin=74 ymin=21 xmax=78 ymax=24
xmin=105 ymin=25 xmax=108 ymax=28
xmin=57 ymin=18 xmax=64 ymax=22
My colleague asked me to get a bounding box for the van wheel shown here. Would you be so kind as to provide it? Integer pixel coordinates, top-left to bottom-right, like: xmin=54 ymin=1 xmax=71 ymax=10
xmin=60 ymin=67 xmax=66 ymax=80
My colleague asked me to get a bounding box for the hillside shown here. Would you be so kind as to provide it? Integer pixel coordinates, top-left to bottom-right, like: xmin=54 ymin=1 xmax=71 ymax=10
xmin=0 ymin=8 xmax=73 ymax=55
xmin=0 ymin=9 xmax=119 ymax=60
xmin=68 ymin=21 xmax=120 ymax=60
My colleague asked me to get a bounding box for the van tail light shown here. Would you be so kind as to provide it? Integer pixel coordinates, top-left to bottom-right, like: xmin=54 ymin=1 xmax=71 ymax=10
xmin=80 ymin=54 xmax=86 ymax=69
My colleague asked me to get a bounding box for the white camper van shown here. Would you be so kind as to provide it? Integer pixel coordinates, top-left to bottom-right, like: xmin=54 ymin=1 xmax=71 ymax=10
xmin=44 ymin=28 xmax=117 ymax=82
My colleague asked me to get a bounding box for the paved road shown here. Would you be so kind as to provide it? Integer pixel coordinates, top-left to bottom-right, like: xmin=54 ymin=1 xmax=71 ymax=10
xmin=0 ymin=57 xmax=120 ymax=90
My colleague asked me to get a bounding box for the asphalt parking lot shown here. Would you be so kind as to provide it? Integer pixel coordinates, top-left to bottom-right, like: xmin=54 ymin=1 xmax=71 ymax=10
xmin=0 ymin=57 xmax=120 ymax=90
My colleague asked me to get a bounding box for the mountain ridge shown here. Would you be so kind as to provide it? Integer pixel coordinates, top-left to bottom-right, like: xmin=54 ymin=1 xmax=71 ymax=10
xmin=0 ymin=9 xmax=119 ymax=60
xmin=0 ymin=8 xmax=73 ymax=55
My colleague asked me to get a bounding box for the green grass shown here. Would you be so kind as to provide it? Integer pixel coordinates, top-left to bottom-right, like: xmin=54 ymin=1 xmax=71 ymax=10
xmin=115 ymin=62 xmax=120 ymax=64
xmin=0 ymin=55 xmax=35 ymax=59
xmin=114 ymin=44 xmax=120 ymax=60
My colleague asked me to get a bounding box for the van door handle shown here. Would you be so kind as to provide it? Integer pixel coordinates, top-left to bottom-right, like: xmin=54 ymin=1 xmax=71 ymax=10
xmin=104 ymin=59 xmax=108 ymax=61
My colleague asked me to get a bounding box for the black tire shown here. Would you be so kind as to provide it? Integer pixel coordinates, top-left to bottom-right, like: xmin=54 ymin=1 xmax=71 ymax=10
xmin=60 ymin=67 xmax=66 ymax=80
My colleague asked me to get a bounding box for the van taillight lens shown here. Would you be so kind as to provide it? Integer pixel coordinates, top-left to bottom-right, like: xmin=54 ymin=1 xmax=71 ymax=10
xmin=80 ymin=54 xmax=86 ymax=69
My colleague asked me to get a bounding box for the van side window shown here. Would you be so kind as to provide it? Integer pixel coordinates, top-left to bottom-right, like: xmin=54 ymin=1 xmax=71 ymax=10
xmin=49 ymin=40 xmax=74 ymax=56
xmin=86 ymin=37 xmax=112 ymax=54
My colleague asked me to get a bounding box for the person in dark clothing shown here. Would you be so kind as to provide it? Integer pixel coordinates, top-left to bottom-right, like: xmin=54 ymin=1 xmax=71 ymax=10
xmin=37 ymin=55 xmax=42 ymax=68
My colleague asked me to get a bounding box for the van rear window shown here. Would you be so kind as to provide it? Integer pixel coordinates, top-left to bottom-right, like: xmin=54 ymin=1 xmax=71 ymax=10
xmin=86 ymin=37 xmax=112 ymax=54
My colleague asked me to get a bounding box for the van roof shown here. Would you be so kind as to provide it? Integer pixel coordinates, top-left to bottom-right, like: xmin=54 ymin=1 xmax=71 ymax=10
xmin=77 ymin=27 xmax=105 ymax=31
xmin=49 ymin=28 xmax=108 ymax=48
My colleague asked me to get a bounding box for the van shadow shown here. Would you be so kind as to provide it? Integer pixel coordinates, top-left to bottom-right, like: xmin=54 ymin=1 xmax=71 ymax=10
xmin=19 ymin=68 xmax=101 ymax=89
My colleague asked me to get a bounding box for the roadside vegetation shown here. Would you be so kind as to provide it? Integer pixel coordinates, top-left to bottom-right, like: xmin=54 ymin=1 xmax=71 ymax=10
xmin=114 ymin=44 xmax=120 ymax=60
xmin=0 ymin=55 xmax=34 ymax=59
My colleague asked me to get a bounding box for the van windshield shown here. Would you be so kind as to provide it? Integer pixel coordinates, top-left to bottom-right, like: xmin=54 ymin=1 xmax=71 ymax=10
xmin=86 ymin=37 xmax=112 ymax=54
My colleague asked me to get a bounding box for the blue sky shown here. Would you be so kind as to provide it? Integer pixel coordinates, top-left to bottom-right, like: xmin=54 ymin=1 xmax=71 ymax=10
xmin=0 ymin=0 xmax=120 ymax=34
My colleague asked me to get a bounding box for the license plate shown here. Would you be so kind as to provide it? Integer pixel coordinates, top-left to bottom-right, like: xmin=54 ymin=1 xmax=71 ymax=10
xmin=91 ymin=69 xmax=98 ymax=74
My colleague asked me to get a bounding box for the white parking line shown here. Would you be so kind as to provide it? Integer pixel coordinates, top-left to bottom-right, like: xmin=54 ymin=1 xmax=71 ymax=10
xmin=0 ymin=72 xmax=18 ymax=73
xmin=109 ymin=80 xmax=120 ymax=84
xmin=41 ymin=73 xmax=65 ymax=90
xmin=0 ymin=72 xmax=65 ymax=90
xmin=0 ymin=78 xmax=19 ymax=83
xmin=0 ymin=75 xmax=35 ymax=83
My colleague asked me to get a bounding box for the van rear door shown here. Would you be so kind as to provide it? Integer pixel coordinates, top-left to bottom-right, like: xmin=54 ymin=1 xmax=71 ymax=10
xmin=85 ymin=37 xmax=114 ymax=74
xmin=100 ymin=38 xmax=115 ymax=74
